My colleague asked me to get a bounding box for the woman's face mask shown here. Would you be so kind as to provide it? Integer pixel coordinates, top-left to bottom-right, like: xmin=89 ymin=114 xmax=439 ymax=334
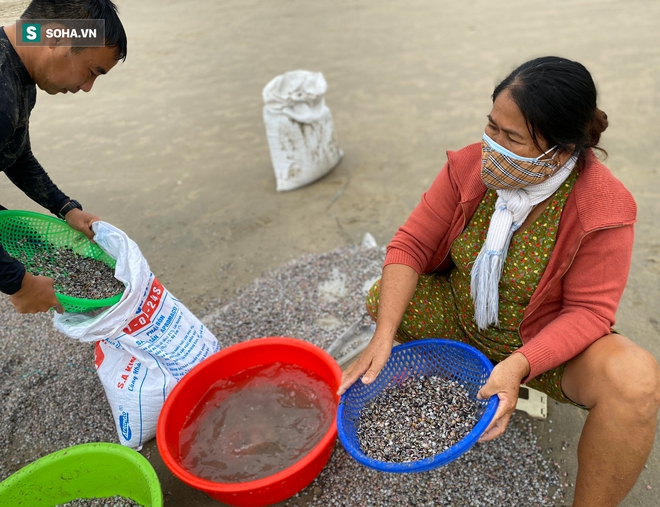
xmin=481 ymin=133 xmax=559 ymax=189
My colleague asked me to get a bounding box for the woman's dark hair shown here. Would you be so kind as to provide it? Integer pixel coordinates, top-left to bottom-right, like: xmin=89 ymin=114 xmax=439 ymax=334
xmin=21 ymin=0 xmax=127 ymax=62
xmin=493 ymin=56 xmax=607 ymax=159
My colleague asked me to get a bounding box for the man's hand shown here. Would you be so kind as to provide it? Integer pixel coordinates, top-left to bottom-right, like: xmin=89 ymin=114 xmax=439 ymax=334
xmin=476 ymin=352 xmax=530 ymax=442
xmin=64 ymin=208 xmax=100 ymax=241
xmin=9 ymin=272 xmax=63 ymax=314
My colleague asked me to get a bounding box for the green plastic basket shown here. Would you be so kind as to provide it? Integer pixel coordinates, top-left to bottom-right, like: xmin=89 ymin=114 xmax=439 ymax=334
xmin=0 ymin=210 xmax=124 ymax=312
xmin=0 ymin=442 xmax=163 ymax=506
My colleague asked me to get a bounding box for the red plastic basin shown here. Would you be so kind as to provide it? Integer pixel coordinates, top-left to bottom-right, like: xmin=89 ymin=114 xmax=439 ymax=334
xmin=156 ymin=337 xmax=341 ymax=507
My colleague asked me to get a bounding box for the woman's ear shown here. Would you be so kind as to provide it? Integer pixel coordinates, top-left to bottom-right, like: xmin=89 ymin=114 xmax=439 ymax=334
xmin=557 ymin=145 xmax=577 ymax=166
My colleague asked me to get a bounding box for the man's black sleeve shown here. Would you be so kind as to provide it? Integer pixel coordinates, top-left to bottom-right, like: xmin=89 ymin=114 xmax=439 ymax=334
xmin=0 ymin=114 xmax=26 ymax=294
xmin=0 ymin=120 xmax=68 ymax=294
xmin=3 ymin=132 xmax=70 ymax=215
xmin=0 ymin=245 xmax=25 ymax=295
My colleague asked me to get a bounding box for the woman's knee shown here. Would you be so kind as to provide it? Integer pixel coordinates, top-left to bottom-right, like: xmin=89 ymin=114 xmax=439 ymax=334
xmin=596 ymin=337 xmax=660 ymax=411
xmin=566 ymin=335 xmax=660 ymax=413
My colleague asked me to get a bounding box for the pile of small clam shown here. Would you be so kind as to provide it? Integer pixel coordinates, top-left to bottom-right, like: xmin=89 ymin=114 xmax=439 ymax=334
xmin=357 ymin=375 xmax=482 ymax=463
xmin=56 ymin=497 xmax=141 ymax=507
xmin=16 ymin=243 xmax=124 ymax=300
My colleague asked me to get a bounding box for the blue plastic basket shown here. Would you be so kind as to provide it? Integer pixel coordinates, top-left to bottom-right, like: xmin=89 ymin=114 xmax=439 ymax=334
xmin=337 ymin=339 xmax=499 ymax=473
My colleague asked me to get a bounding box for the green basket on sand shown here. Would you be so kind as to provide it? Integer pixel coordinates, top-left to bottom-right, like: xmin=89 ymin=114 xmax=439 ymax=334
xmin=0 ymin=442 xmax=163 ymax=506
xmin=0 ymin=210 xmax=123 ymax=313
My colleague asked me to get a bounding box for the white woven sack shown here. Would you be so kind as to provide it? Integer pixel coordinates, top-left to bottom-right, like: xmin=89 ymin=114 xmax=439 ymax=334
xmin=263 ymin=70 xmax=343 ymax=191
xmin=54 ymin=221 xmax=220 ymax=447
xmin=93 ymin=338 xmax=175 ymax=449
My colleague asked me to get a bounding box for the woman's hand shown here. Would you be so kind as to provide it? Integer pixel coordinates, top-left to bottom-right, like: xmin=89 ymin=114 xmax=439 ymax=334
xmin=337 ymin=330 xmax=394 ymax=395
xmin=337 ymin=263 xmax=419 ymax=396
xmin=10 ymin=272 xmax=63 ymax=314
xmin=64 ymin=208 xmax=100 ymax=241
xmin=477 ymin=352 xmax=530 ymax=441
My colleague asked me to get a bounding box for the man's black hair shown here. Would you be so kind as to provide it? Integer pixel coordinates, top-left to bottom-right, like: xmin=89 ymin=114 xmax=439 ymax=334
xmin=21 ymin=0 xmax=127 ymax=61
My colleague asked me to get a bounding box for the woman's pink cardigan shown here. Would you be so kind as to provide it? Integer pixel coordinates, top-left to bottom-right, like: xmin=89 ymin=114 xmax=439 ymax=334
xmin=384 ymin=143 xmax=637 ymax=381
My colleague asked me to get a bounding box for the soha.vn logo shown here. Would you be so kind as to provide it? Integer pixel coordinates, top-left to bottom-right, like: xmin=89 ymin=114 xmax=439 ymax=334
xmin=17 ymin=19 xmax=105 ymax=47
xmin=21 ymin=23 xmax=41 ymax=43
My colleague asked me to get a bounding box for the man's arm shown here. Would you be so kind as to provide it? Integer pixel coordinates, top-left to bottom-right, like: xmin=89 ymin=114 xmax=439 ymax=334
xmin=0 ymin=114 xmax=65 ymax=311
xmin=0 ymin=243 xmax=25 ymax=295
xmin=0 ymin=114 xmax=28 ymax=295
xmin=3 ymin=132 xmax=70 ymax=215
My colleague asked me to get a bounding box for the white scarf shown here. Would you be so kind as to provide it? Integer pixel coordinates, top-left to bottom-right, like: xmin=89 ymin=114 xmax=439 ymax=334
xmin=470 ymin=155 xmax=577 ymax=330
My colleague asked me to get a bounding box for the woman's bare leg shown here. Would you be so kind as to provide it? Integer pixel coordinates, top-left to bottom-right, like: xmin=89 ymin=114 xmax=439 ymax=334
xmin=561 ymin=334 xmax=660 ymax=507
